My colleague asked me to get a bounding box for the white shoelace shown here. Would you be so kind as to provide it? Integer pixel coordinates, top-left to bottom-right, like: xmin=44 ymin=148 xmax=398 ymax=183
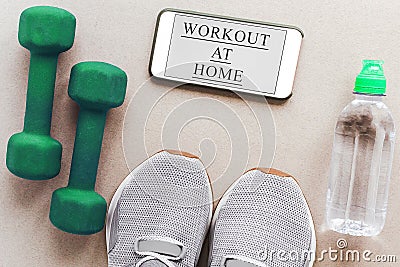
xmin=135 ymin=251 xmax=178 ymax=267
xmin=134 ymin=237 xmax=187 ymax=267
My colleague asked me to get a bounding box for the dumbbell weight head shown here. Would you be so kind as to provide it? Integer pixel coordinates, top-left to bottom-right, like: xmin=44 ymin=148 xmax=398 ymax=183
xmin=68 ymin=61 xmax=127 ymax=110
xmin=7 ymin=133 xmax=62 ymax=180
xmin=19 ymin=6 xmax=76 ymax=54
xmin=50 ymin=188 xmax=107 ymax=235
xmin=50 ymin=62 xmax=127 ymax=235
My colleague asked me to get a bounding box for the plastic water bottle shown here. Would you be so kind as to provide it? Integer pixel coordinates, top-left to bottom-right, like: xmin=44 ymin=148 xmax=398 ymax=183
xmin=326 ymin=60 xmax=395 ymax=236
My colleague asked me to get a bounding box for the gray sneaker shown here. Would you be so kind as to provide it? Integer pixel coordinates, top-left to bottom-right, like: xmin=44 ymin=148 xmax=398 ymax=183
xmin=209 ymin=168 xmax=316 ymax=267
xmin=107 ymin=150 xmax=213 ymax=267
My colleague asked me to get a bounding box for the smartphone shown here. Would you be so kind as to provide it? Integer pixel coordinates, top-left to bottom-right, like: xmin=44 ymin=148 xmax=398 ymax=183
xmin=150 ymin=9 xmax=303 ymax=99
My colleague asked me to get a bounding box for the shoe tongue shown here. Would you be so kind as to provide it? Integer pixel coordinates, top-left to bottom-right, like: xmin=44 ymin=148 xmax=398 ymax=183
xmin=223 ymin=256 xmax=265 ymax=267
xmin=225 ymin=260 xmax=259 ymax=267
xmin=137 ymin=239 xmax=183 ymax=258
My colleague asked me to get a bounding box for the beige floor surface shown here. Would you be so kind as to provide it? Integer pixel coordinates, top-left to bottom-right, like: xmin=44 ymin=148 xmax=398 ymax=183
xmin=1 ymin=1 xmax=400 ymax=266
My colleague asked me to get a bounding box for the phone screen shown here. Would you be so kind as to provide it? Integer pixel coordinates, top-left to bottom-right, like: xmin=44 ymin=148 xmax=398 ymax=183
xmin=151 ymin=10 xmax=303 ymax=98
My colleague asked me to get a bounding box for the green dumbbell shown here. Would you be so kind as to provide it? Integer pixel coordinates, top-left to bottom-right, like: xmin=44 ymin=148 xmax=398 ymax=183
xmin=49 ymin=62 xmax=127 ymax=235
xmin=6 ymin=6 xmax=76 ymax=180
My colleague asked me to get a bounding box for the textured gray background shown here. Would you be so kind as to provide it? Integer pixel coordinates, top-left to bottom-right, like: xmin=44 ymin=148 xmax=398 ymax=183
xmin=1 ymin=1 xmax=400 ymax=266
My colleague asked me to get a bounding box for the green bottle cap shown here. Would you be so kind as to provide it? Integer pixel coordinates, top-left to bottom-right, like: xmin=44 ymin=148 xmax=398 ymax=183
xmin=354 ymin=60 xmax=386 ymax=95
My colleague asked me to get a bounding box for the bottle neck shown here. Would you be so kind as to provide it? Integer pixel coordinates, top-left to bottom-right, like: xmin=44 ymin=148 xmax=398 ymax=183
xmin=354 ymin=93 xmax=383 ymax=102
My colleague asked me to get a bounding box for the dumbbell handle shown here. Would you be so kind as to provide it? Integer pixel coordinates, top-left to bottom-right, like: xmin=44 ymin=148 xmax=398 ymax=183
xmin=23 ymin=53 xmax=58 ymax=135
xmin=68 ymin=108 xmax=107 ymax=190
